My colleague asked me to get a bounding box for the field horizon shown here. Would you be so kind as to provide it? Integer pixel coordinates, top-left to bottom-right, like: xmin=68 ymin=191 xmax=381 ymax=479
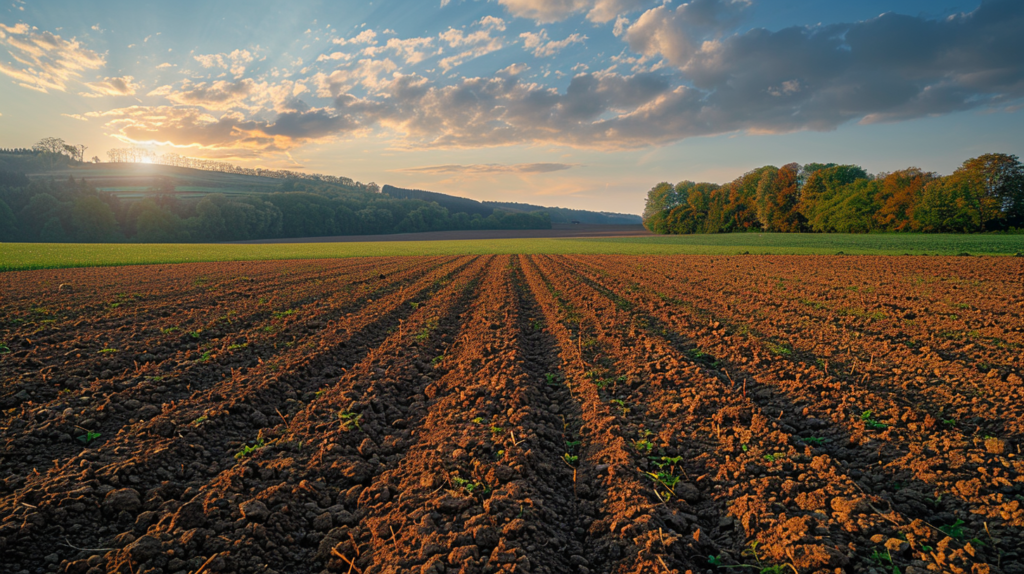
xmin=2 ymin=231 xmax=1024 ymax=271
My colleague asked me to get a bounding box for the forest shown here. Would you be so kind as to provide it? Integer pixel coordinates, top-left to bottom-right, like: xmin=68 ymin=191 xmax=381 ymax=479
xmin=642 ymin=153 xmax=1024 ymax=234
xmin=0 ymin=171 xmax=550 ymax=243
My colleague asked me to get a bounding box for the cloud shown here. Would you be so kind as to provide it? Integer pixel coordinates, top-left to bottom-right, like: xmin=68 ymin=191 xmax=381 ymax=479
xmin=333 ymin=29 xmax=377 ymax=45
xmin=193 ymin=49 xmax=254 ymax=78
xmin=520 ymin=29 xmax=587 ymax=57
xmin=162 ymin=79 xmax=260 ymax=110
xmin=88 ymin=105 xmax=359 ymax=155
xmin=437 ymin=17 xmax=505 ymax=71
xmin=362 ymin=36 xmax=435 ymax=65
xmin=498 ymin=0 xmax=656 ymax=23
xmin=313 ymin=58 xmax=399 ymax=96
xmin=82 ymin=75 xmax=140 ymax=97
xmin=61 ymin=113 xmax=88 ymax=121
xmin=622 ymin=0 xmax=1024 ymax=132
xmin=0 ymin=22 xmax=104 ymax=92
xmin=397 ymin=163 xmax=575 ymax=174
xmin=156 ymin=62 xmax=175 ymax=69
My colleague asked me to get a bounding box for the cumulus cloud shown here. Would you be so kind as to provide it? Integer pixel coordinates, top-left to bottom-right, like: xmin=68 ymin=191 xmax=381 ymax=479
xmin=193 ymin=49 xmax=254 ymax=78
xmin=623 ymin=0 xmax=1024 ymax=132
xmin=363 ymin=36 xmax=435 ymax=65
xmin=333 ymin=29 xmax=377 ymax=45
xmin=82 ymin=75 xmax=140 ymax=97
xmin=520 ymin=29 xmax=587 ymax=57
xmin=87 ymin=105 xmax=359 ymax=154
xmin=397 ymin=163 xmax=575 ymax=174
xmin=498 ymin=0 xmax=656 ymax=23
xmin=61 ymin=113 xmax=88 ymax=121
xmin=162 ymin=79 xmax=260 ymax=110
xmin=437 ymin=17 xmax=506 ymax=72
xmin=0 ymin=22 xmax=104 ymax=92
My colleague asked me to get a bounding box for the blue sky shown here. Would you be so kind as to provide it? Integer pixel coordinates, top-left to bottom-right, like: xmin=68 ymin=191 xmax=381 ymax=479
xmin=1 ymin=0 xmax=1022 ymax=214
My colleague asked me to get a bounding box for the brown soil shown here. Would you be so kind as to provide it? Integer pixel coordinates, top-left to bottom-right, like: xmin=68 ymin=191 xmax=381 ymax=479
xmin=1 ymin=255 xmax=1021 ymax=574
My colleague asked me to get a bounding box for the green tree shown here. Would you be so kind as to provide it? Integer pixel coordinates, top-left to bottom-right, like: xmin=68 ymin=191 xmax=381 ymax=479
xmin=642 ymin=182 xmax=679 ymax=234
xmin=0 ymin=198 xmax=16 ymax=241
xmin=955 ymin=153 xmax=1024 ymax=229
xmin=70 ymin=195 xmax=121 ymax=242
xmin=799 ymin=165 xmax=869 ymax=229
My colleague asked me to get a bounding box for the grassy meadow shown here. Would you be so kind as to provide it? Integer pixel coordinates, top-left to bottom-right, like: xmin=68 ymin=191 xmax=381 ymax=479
xmin=2 ymin=233 xmax=1022 ymax=271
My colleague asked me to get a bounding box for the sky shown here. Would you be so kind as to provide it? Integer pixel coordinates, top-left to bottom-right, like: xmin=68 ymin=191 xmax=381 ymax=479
xmin=1 ymin=0 xmax=1022 ymax=215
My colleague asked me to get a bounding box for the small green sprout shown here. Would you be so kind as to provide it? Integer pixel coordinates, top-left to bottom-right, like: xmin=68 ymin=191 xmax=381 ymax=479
xmin=339 ymin=410 xmax=363 ymax=432
xmin=192 ymin=415 xmax=208 ymax=426
xmin=471 ymin=417 xmax=485 ymax=424
xmin=161 ymin=327 xmax=179 ymax=335
xmin=860 ymin=410 xmax=888 ymax=430
xmin=234 ymin=437 xmax=266 ymax=459
xmin=803 ymin=437 xmax=827 ymax=446
xmin=563 ymin=453 xmax=579 ymax=466
xmin=633 ymin=439 xmax=653 ymax=455
xmin=544 ymin=372 xmax=561 ymax=386
xmin=939 ymin=519 xmax=966 ymax=540
xmin=409 ymin=301 xmax=420 ymax=309
xmin=490 ymin=426 xmax=504 ymax=434
xmin=0 ymin=343 xmax=10 ymax=354
xmin=77 ymin=431 xmax=101 ymax=444
xmin=196 ymin=350 xmax=213 ymax=363
xmin=273 ymin=309 xmax=295 ymax=318
xmin=98 ymin=348 xmax=118 ymax=354
xmin=188 ymin=330 xmax=202 ymax=339
xmin=228 ymin=343 xmax=248 ymax=351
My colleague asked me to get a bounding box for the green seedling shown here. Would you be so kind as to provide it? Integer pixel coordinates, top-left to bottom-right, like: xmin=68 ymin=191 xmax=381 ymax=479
xmin=495 ymin=449 xmax=505 ymax=460
xmin=451 ymin=476 xmax=490 ymax=495
xmin=0 ymin=343 xmax=10 ymax=354
xmin=645 ymin=469 xmax=681 ymax=502
xmin=108 ymin=302 xmax=121 ymax=309
xmin=98 ymin=348 xmax=118 ymax=354
xmin=565 ymin=440 xmax=581 ymax=449
xmin=146 ymin=376 xmax=163 ymax=382
xmin=228 ymin=343 xmax=248 ymax=351
xmin=235 ymin=437 xmax=266 ymax=459
xmin=763 ymin=452 xmax=786 ymax=463
xmin=649 ymin=455 xmax=683 ymax=472
xmin=529 ymin=319 xmax=543 ymax=331
xmin=196 ymin=350 xmax=213 ymax=363
xmin=339 ymin=410 xmax=363 ymax=432
xmin=161 ymin=327 xmax=179 ymax=335
xmin=490 ymin=426 xmax=504 ymax=434
xmin=633 ymin=439 xmax=654 ymax=455
xmin=59 ymin=388 xmax=71 ymax=395
xmin=262 ymin=325 xmax=276 ymax=333
xmin=939 ymin=519 xmax=966 ymax=540
xmin=942 ymin=418 xmax=957 ymax=427
xmin=803 ymin=437 xmax=827 ymax=446
xmin=189 ymin=330 xmax=202 ymax=339
xmin=315 ymin=389 xmax=326 ymax=398
xmin=192 ymin=415 xmax=208 ymax=426
xmin=741 ymin=444 xmax=749 ymax=452
xmin=409 ymin=301 xmax=420 ymax=309
xmin=766 ymin=342 xmax=792 ymax=357
xmin=471 ymin=417 xmax=485 ymax=424
xmin=610 ymin=399 xmax=630 ymax=415
xmin=563 ymin=453 xmax=579 ymax=466
xmin=273 ymin=309 xmax=295 ymax=319
xmin=431 ymin=354 xmax=446 ymax=366
xmin=544 ymin=372 xmax=562 ymax=386
xmin=77 ymin=431 xmax=101 ymax=444
xmin=860 ymin=410 xmax=888 ymax=430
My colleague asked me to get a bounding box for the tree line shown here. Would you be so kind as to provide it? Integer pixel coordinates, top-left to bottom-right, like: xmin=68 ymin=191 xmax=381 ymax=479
xmin=0 ymin=173 xmax=550 ymax=243
xmin=642 ymin=153 xmax=1024 ymax=234
xmin=105 ymin=147 xmax=379 ymax=191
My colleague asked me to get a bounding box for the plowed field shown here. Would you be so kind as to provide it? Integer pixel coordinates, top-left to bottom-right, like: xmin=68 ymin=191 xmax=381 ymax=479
xmin=1 ymin=255 xmax=1022 ymax=574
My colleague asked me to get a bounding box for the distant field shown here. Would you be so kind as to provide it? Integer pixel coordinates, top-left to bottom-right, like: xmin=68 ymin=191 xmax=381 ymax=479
xmin=2 ymin=233 xmax=1022 ymax=271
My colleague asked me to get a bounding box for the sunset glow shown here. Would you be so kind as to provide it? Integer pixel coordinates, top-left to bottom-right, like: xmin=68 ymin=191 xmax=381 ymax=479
xmin=1 ymin=0 xmax=1022 ymax=213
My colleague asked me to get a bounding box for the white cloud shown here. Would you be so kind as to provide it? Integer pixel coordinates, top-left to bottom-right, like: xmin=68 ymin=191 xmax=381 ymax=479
xmin=498 ymin=0 xmax=656 ymax=23
xmin=363 ymin=36 xmax=435 ymax=65
xmin=61 ymin=113 xmax=88 ymax=121
xmin=520 ymin=29 xmax=586 ymax=57
xmin=333 ymin=29 xmax=377 ymax=45
xmin=193 ymin=49 xmax=254 ymax=78
xmin=0 ymin=23 xmax=104 ymax=92
xmin=82 ymin=75 xmax=140 ymax=97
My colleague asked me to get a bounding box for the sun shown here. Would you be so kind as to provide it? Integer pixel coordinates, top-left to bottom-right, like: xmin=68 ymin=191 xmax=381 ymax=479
xmin=141 ymin=156 xmax=153 ymax=164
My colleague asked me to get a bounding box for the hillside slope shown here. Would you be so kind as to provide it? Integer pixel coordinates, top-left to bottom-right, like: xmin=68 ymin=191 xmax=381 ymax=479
xmin=382 ymin=184 xmax=641 ymax=224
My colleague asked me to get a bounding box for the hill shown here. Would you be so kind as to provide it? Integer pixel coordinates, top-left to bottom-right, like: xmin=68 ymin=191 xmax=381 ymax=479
xmin=382 ymin=184 xmax=641 ymax=224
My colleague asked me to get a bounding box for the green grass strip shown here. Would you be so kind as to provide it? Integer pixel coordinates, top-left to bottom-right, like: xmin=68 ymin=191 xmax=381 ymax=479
xmin=2 ymin=233 xmax=1022 ymax=271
